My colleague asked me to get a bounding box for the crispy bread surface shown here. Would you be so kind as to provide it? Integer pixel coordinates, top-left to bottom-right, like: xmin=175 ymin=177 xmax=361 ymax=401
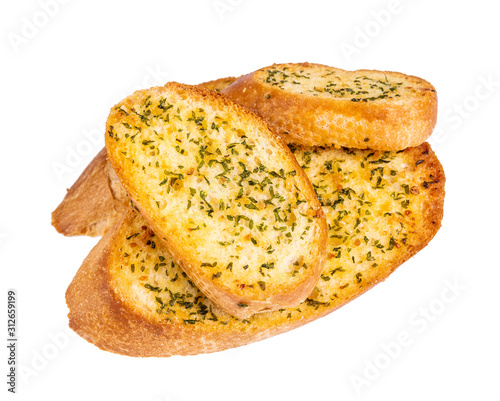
xmin=222 ymin=63 xmax=437 ymax=150
xmin=66 ymin=143 xmax=445 ymax=356
xmin=105 ymin=82 xmax=327 ymax=318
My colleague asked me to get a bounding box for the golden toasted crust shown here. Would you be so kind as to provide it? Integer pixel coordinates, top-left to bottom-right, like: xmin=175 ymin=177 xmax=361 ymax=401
xmin=51 ymin=148 xmax=129 ymax=237
xmin=222 ymin=63 xmax=437 ymax=150
xmin=66 ymin=143 xmax=445 ymax=357
xmin=105 ymin=82 xmax=327 ymax=318
xmin=66 ymin=210 xmax=295 ymax=357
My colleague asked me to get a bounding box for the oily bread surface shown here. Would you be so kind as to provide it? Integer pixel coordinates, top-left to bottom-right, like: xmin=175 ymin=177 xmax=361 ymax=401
xmin=66 ymin=143 xmax=445 ymax=356
xmin=105 ymin=82 xmax=327 ymax=318
xmin=222 ymin=62 xmax=437 ymax=150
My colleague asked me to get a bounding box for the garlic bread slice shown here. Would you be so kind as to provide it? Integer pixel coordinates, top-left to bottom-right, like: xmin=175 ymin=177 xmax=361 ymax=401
xmin=105 ymin=82 xmax=327 ymax=318
xmin=223 ymin=63 xmax=437 ymax=150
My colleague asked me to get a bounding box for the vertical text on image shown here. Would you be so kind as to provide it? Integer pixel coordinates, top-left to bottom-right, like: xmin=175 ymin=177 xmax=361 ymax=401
xmin=6 ymin=290 xmax=17 ymax=394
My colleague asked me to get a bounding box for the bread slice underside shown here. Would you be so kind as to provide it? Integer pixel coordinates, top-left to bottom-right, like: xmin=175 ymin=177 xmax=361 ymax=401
xmin=52 ymin=77 xmax=238 ymax=237
xmin=51 ymin=148 xmax=129 ymax=237
xmin=222 ymin=62 xmax=437 ymax=150
xmin=105 ymin=82 xmax=328 ymax=318
xmin=66 ymin=142 xmax=445 ymax=357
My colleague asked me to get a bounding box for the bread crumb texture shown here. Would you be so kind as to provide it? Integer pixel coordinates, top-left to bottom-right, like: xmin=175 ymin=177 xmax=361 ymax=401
xmin=108 ymin=143 xmax=444 ymax=329
xmin=105 ymin=83 xmax=326 ymax=317
xmin=259 ymin=65 xmax=411 ymax=100
xmin=223 ymin=63 xmax=437 ymax=149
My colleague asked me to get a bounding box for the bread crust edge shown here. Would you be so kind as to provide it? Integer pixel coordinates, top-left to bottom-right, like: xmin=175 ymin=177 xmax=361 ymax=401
xmin=104 ymin=82 xmax=328 ymax=319
xmin=66 ymin=143 xmax=445 ymax=357
xmin=222 ymin=62 xmax=438 ymax=150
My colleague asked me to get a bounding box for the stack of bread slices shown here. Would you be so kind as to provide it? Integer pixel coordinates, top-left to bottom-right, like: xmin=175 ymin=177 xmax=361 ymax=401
xmin=53 ymin=63 xmax=445 ymax=357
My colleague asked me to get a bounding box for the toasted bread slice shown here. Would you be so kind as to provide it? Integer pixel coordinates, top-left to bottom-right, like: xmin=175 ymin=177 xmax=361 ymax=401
xmin=66 ymin=143 xmax=444 ymax=356
xmin=222 ymin=63 xmax=437 ymax=150
xmin=52 ymin=78 xmax=237 ymax=237
xmin=105 ymin=82 xmax=327 ymax=318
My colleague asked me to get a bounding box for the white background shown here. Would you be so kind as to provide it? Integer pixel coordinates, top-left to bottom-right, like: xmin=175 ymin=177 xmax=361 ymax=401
xmin=2 ymin=0 xmax=499 ymax=400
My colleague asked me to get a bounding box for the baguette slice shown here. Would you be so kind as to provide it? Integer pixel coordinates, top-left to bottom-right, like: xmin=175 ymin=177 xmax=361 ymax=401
xmin=222 ymin=63 xmax=437 ymax=150
xmin=66 ymin=143 xmax=445 ymax=357
xmin=52 ymin=77 xmax=237 ymax=237
xmin=105 ymin=82 xmax=328 ymax=318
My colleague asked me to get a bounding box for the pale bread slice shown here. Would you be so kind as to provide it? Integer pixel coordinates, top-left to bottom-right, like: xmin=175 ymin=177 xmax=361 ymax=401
xmin=105 ymin=82 xmax=328 ymax=318
xmin=222 ymin=62 xmax=437 ymax=150
xmin=66 ymin=143 xmax=445 ymax=356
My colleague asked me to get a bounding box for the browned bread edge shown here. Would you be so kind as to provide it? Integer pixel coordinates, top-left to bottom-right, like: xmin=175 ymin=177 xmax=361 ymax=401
xmin=51 ymin=148 xmax=129 ymax=237
xmin=222 ymin=62 xmax=437 ymax=150
xmin=66 ymin=143 xmax=444 ymax=357
xmin=104 ymin=82 xmax=328 ymax=318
